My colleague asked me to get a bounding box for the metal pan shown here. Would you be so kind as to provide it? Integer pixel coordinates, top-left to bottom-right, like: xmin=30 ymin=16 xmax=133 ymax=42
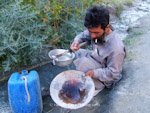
xmin=50 ymin=70 xmax=95 ymax=109
xmin=48 ymin=49 xmax=75 ymax=67
xmin=48 ymin=42 xmax=87 ymax=67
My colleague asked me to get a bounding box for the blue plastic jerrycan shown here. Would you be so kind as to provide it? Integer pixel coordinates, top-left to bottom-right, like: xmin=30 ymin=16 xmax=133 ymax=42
xmin=8 ymin=70 xmax=43 ymax=113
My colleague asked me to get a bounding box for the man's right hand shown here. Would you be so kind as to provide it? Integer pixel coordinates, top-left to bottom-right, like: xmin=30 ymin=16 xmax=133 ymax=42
xmin=70 ymin=40 xmax=80 ymax=52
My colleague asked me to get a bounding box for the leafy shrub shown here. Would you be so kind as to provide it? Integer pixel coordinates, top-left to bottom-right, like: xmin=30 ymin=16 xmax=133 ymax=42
xmin=0 ymin=1 xmax=48 ymax=72
xmin=0 ymin=0 xmax=128 ymax=73
xmin=31 ymin=0 xmax=108 ymax=48
xmin=21 ymin=0 xmax=125 ymax=48
xmin=124 ymin=0 xmax=133 ymax=6
xmin=110 ymin=0 xmax=124 ymax=16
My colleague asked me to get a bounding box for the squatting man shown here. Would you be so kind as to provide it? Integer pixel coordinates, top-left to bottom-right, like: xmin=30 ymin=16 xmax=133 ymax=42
xmin=70 ymin=5 xmax=126 ymax=96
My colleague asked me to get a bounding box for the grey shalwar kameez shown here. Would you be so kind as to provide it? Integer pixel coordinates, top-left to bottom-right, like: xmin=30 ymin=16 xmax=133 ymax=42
xmin=73 ymin=29 xmax=126 ymax=91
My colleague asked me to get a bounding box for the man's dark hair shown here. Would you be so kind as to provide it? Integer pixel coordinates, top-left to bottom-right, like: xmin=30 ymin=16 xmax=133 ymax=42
xmin=84 ymin=5 xmax=110 ymax=30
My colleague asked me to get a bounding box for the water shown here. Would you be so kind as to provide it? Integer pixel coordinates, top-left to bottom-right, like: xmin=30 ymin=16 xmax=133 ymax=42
xmin=59 ymin=80 xmax=86 ymax=104
xmin=111 ymin=0 xmax=150 ymax=40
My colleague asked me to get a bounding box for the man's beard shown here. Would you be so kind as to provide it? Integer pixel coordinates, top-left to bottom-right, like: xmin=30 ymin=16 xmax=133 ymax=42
xmin=92 ymin=31 xmax=106 ymax=44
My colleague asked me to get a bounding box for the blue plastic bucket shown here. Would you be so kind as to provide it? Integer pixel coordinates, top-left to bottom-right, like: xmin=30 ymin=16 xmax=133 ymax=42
xmin=8 ymin=70 xmax=43 ymax=113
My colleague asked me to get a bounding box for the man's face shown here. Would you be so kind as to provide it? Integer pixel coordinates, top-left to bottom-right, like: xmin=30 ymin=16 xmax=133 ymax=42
xmin=88 ymin=26 xmax=104 ymax=39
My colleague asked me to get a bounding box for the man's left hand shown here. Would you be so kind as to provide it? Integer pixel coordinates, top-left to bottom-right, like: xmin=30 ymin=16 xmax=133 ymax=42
xmin=85 ymin=70 xmax=94 ymax=78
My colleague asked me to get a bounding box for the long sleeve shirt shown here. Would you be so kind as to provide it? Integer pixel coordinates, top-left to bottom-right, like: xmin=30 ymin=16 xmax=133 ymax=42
xmin=74 ymin=29 xmax=126 ymax=88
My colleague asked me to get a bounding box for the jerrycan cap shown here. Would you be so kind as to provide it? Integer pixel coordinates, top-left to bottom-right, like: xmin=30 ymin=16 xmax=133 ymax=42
xmin=21 ymin=70 xmax=28 ymax=76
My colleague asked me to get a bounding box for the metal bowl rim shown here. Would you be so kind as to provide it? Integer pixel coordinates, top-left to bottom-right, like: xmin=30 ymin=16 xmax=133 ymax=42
xmin=48 ymin=49 xmax=75 ymax=62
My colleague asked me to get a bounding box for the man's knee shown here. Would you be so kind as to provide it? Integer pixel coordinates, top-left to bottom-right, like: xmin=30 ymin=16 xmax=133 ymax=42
xmin=75 ymin=57 xmax=91 ymax=72
xmin=74 ymin=57 xmax=102 ymax=72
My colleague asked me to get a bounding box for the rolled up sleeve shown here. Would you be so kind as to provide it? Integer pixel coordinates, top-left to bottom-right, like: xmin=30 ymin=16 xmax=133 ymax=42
xmin=74 ymin=30 xmax=91 ymax=44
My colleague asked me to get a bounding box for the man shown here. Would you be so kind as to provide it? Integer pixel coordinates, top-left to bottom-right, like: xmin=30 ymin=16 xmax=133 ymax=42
xmin=71 ymin=5 xmax=126 ymax=96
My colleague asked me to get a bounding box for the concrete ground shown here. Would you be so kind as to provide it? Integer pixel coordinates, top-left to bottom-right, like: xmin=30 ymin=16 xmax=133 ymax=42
xmin=1 ymin=12 xmax=150 ymax=113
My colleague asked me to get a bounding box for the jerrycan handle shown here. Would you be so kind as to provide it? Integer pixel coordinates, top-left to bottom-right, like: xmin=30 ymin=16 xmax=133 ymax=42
xmin=21 ymin=70 xmax=31 ymax=102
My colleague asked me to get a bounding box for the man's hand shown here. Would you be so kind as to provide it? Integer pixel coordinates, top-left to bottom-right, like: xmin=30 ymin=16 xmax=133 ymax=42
xmin=85 ymin=70 xmax=94 ymax=78
xmin=70 ymin=40 xmax=80 ymax=52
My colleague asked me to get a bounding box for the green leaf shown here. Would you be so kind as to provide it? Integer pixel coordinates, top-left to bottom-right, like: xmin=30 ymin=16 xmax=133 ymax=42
xmin=10 ymin=55 xmax=18 ymax=63
xmin=0 ymin=52 xmax=5 ymax=56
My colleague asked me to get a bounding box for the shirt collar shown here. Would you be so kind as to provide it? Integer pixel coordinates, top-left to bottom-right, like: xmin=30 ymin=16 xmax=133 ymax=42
xmin=104 ymin=25 xmax=115 ymax=42
xmin=104 ymin=30 xmax=115 ymax=42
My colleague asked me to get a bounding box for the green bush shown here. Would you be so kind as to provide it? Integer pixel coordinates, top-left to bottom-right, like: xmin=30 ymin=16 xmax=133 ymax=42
xmin=0 ymin=0 xmax=128 ymax=73
xmin=124 ymin=0 xmax=133 ymax=6
xmin=0 ymin=1 xmax=48 ymax=72
xmin=20 ymin=0 xmax=126 ymax=48
xmin=110 ymin=0 xmax=124 ymax=16
xmin=58 ymin=16 xmax=85 ymax=48
xmin=31 ymin=0 xmax=108 ymax=48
